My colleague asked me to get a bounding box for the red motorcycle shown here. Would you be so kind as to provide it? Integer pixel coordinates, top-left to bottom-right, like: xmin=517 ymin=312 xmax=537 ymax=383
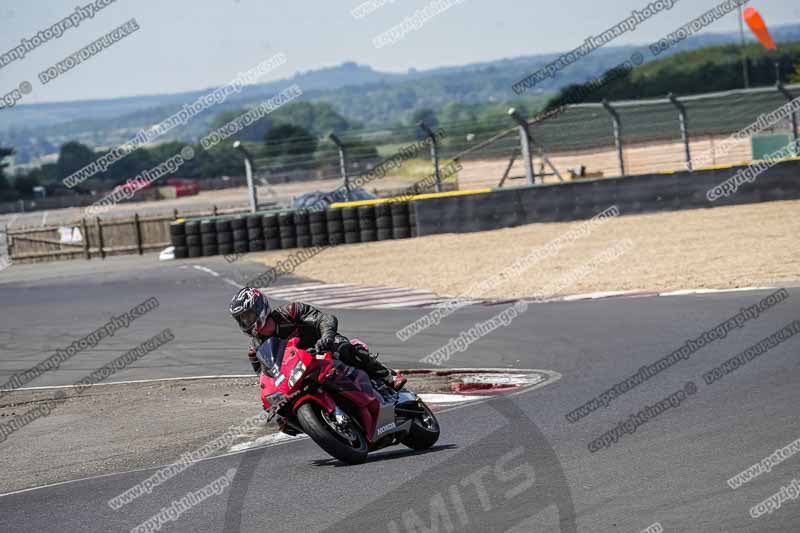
xmin=256 ymin=336 xmax=440 ymax=464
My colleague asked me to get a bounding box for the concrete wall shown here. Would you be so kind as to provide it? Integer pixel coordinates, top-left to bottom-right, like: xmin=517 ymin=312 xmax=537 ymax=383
xmin=415 ymin=159 xmax=800 ymax=235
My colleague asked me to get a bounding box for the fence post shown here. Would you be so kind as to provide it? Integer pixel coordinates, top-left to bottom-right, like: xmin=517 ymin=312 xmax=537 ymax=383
xmin=602 ymin=99 xmax=625 ymax=176
xmin=95 ymin=217 xmax=105 ymax=259
xmin=668 ymin=93 xmax=693 ymax=172
xmin=418 ymin=121 xmax=442 ymax=192
xmin=497 ymin=148 xmax=520 ymax=188
xmin=81 ymin=218 xmax=90 ymax=260
xmin=1 ymin=224 xmax=10 ymax=262
xmin=233 ymin=141 xmax=258 ymax=213
xmin=328 ymin=133 xmax=350 ymax=201
xmin=777 ymin=82 xmax=799 ymax=148
xmin=133 ymin=213 xmax=143 ymax=255
xmin=508 ymin=108 xmax=535 ymax=185
xmin=509 ymin=107 xmax=563 ymax=184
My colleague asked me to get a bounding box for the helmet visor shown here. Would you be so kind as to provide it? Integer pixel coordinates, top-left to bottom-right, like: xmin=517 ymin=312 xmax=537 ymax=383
xmin=235 ymin=309 xmax=259 ymax=331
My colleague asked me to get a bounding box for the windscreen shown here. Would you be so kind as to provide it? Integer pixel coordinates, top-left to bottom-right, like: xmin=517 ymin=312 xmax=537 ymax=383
xmin=256 ymin=337 xmax=288 ymax=377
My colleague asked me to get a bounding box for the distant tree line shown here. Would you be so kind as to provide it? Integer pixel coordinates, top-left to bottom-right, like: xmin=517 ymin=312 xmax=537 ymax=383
xmin=0 ymin=101 xmax=380 ymax=202
xmin=546 ymin=43 xmax=800 ymax=109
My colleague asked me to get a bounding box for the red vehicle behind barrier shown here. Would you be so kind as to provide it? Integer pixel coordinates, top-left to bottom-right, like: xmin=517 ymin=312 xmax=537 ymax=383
xmin=257 ymin=337 xmax=440 ymax=464
xmin=166 ymin=178 xmax=200 ymax=197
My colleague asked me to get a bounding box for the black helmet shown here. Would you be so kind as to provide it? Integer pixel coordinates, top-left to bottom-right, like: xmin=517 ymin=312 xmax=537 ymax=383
xmin=229 ymin=287 xmax=269 ymax=335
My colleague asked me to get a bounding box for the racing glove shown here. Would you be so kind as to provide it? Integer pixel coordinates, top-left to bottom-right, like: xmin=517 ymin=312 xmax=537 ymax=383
xmin=313 ymin=333 xmax=336 ymax=355
xmin=248 ymin=347 xmax=260 ymax=374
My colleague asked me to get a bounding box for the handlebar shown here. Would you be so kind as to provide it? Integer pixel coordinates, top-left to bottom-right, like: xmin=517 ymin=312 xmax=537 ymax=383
xmin=307 ymin=347 xmax=337 ymax=358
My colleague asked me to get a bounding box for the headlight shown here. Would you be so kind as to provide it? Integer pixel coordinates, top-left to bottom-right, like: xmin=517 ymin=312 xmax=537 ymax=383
xmin=287 ymin=360 xmax=307 ymax=388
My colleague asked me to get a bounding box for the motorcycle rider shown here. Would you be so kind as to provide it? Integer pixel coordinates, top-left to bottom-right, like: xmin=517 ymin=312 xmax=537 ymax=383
xmin=229 ymin=287 xmax=406 ymax=390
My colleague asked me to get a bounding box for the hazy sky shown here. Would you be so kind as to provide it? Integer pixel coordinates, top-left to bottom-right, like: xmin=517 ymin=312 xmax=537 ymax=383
xmin=1 ymin=0 xmax=798 ymax=104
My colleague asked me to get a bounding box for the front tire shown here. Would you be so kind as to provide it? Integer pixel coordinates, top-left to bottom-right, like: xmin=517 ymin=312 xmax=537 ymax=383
xmin=402 ymin=402 xmax=440 ymax=450
xmin=297 ymin=402 xmax=368 ymax=465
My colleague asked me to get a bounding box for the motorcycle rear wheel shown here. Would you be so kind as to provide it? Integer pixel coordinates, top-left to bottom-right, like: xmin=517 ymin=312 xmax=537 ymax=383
xmin=401 ymin=402 xmax=440 ymax=450
xmin=297 ymin=403 xmax=368 ymax=465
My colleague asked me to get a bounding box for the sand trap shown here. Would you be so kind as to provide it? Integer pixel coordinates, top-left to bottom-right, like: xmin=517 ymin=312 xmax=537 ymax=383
xmin=249 ymin=200 xmax=800 ymax=299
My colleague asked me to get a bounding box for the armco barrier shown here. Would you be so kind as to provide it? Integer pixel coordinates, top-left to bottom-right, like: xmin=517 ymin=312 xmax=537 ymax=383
xmin=413 ymin=160 xmax=800 ymax=235
xmin=328 ymin=188 xmax=492 ymax=209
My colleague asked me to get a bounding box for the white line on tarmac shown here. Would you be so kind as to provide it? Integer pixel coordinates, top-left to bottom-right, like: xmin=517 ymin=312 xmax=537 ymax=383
xmin=7 ymin=374 xmax=256 ymax=392
xmin=551 ymin=286 xmax=777 ymax=302
xmin=193 ymin=265 xmax=220 ymax=277
xmin=418 ymin=393 xmax=486 ymax=403
xmin=560 ymin=290 xmax=642 ymax=301
xmin=0 ymin=370 xmax=561 ymax=498
xmin=192 ymin=263 xmax=240 ymax=288
xmin=658 ymin=286 xmax=774 ymax=296
xmin=6 ymin=369 xmax=553 ymax=393
xmin=226 ymin=392 xmax=490 ymax=452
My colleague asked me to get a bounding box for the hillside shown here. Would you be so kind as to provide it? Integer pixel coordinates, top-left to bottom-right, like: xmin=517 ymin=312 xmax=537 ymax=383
xmin=3 ymin=23 xmax=800 ymax=165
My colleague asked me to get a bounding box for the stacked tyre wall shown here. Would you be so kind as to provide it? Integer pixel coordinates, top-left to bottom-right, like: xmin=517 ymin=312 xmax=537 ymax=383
xmin=169 ymin=204 xmax=417 ymax=259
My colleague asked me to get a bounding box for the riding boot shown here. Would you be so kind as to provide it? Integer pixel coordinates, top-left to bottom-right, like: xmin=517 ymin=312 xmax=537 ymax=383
xmin=336 ymin=340 xmax=406 ymax=391
xmin=364 ymin=356 xmax=407 ymax=391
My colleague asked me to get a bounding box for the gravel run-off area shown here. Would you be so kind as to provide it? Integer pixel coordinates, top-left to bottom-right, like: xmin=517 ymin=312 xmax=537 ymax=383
xmin=249 ymin=200 xmax=800 ymax=299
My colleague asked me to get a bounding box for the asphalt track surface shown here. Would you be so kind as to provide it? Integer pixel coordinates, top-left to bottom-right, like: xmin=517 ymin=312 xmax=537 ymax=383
xmin=1 ymin=255 xmax=799 ymax=532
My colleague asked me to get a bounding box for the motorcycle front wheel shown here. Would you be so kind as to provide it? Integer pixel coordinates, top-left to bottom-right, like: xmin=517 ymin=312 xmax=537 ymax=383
xmin=401 ymin=401 xmax=440 ymax=450
xmin=297 ymin=402 xmax=368 ymax=465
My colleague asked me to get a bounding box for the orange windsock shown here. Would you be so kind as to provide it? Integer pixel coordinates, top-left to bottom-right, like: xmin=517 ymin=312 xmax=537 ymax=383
xmin=743 ymin=7 xmax=777 ymax=50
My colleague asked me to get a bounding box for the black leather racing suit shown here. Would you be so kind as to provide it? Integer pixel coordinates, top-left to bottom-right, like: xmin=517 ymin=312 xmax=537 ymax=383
xmin=245 ymin=302 xmax=391 ymax=381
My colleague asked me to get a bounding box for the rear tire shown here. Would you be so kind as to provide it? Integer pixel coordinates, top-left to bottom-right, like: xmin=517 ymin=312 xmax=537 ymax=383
xmin=297 ymin=403 xmax=368 ymax=465
xmin=401 ymin=402 xmax=440 ymax=450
